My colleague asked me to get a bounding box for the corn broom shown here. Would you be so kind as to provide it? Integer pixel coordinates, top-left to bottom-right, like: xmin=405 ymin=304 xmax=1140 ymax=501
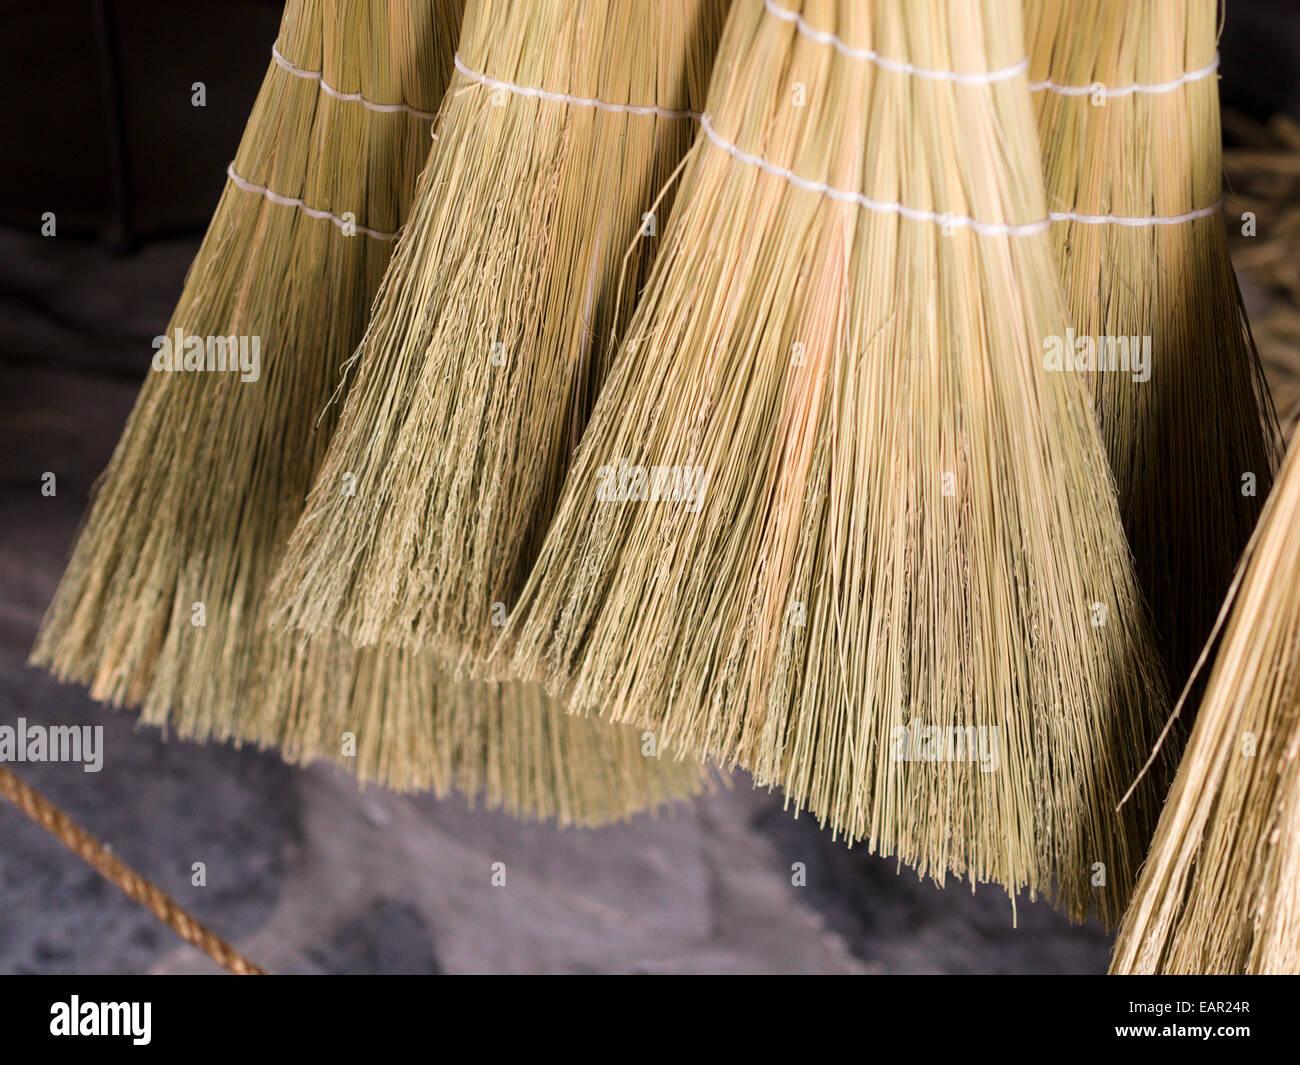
xmin=1027 ymin=0 xmax=1281 ymax=687
xmin=30 ymin=0 xmax=705 ymax=824
xmin=497 ymin=0 xmax=1172 ymax=921
xmin=1111 ymin=425 xmax=1300 ymax=974
xmin=270 ymin=0 xmax=728 ymax=667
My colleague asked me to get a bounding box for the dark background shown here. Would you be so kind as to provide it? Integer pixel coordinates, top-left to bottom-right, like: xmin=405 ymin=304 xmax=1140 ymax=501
xmin=0 ymin=0 xmax=1297 ymax=974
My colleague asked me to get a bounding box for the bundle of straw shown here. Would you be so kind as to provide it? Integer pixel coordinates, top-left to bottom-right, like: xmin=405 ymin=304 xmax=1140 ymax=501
xmin=31 ymin=0 xmax=705 ymax=823
xmin=497 ymin=0 xmax=1171 ymax=920
xmin=262 ymin=644 xmax=703 ymax=823
xmin=32 ymin=0 xmax=441 ymax=732
xmin=1027 ymin=0 xmax=1280 ymax=686
xmin=1111 ymin=426 xmax=1300 ymax=974
xmin=271 ymin=0 xmax=728 ymax=667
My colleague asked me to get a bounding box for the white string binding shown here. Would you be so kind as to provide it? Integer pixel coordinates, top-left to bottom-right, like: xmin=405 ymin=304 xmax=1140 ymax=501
xmin=224 ymin=164 xmax=397 ymax=241
xmin=452 ymin=51 xmax=1221 ymax=233
xmin=698 ymin=120 xmax=1225 ymax=232
xmin=272 ymin=42 xmax=436 ymax=119
xmin=1030 ymin=54 xmax=1220 ymax=97
xmin=762 ymin=0 xmax=1028 ymax=84
xmin=1049 ymin=197 xmax=1224 ymax=227
xmin=452 ymin=51 xmax=1038 ymax=234
xmin=762 ymin=0 xmax=1219 ymax=97
xmin=452 ymin=54 xmax=700 ymax=119
xmin=697 ymin=116 xmax=1050 ymax=236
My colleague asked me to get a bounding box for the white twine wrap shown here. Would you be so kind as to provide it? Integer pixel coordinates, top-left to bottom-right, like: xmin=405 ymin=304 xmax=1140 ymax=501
xmin=762 ymin=0 xmax=1219 ymax=99
xmin=1050 ymin=197 xmax=1225 ymax=227
xmin=438 ymin=54 xmax=1232 ymax=236
xmin=452 ymin=53 xmax=700 ymax=119
xmin=272 ymin=42 xmax=437 ymax=119
xmin=1030 ymin=55 xmax=1221 ymax=97
xmin=697 ymin=116 xmax=1051 ymax=236
xmin=762 ymin=0 xmax=1028 ymax=84
xmin=225 ymin=164 xmax=397 ymax=241
xmin=698 ymin=119 xmax=1225 ymax=231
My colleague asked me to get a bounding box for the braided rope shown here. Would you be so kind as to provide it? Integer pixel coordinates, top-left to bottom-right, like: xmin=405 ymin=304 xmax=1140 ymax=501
xmin=0 ymin=764 xmax=266 ymax=975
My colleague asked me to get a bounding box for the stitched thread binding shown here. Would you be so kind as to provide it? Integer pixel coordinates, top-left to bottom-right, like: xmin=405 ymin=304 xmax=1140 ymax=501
xmin=271 ymin=42 xmax=437 ymax=118
xmin=697 ymin=116 xmax=1051 ymax=236
xmin=762 ymin=0 xmax=1029 ymax=84
xmin=452 ymin=53 xmax=700 ymax=119
xmin=698 ymin=118 xmax=1225 ymax=230
xmin=452 ymin=53 xmax=1045 ymax=235
xmin=763 ymin=0 xmax=1219 ymax=99
xmin=1050 ymin=198 xmax=1225 ymax=227
xmin=1029 ymin=55 xmax=1220 ymax=97
xmin=225 ymin=164 xmax=397 ymax=241
xmin=453 ymin=53 xmax=1226 ymax=234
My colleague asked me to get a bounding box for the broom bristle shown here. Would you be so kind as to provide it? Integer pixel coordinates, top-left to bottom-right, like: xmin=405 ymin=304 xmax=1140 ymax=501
xmin=1027 ymin=0 xmax=1281 ymax=688
xmin=496 ymin=0 xmax=1171 ymax=922
xmin=31 ymin=0 xmax=432 ymax=726
xmin=269 ymin=0 xmax=728 ymax=666
xmin=257 ymin=640 xmax=713 ymax=824
xmin=1110 ymin=427 xmax=1300 ymax=974
xmin=29 ymin=0 xmax=708 ymax=822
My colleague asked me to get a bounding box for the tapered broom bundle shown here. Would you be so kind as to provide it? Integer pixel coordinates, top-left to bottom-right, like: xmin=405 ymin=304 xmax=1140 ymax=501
xmin=1111 ymin=426 xmax=1300 ymax=974
xmin=497 ymin=0 xmax=1172 ymax=920
xmin=263 ymin=641 xmax=704 ymax=822
xmin=270 ymin=0 xmax=729 ymax=666
xmin=30 ymin=0 xmax=704 ymax=823
xmin=31 ymin=0 xmax=437 ymax=731
xmin=1026 ymin=0 xmax=1280 ymax=686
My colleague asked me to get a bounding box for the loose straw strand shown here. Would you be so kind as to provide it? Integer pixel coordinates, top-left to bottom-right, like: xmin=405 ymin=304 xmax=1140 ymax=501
xmin=0 ymin=764 xmax=266 ymax=976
